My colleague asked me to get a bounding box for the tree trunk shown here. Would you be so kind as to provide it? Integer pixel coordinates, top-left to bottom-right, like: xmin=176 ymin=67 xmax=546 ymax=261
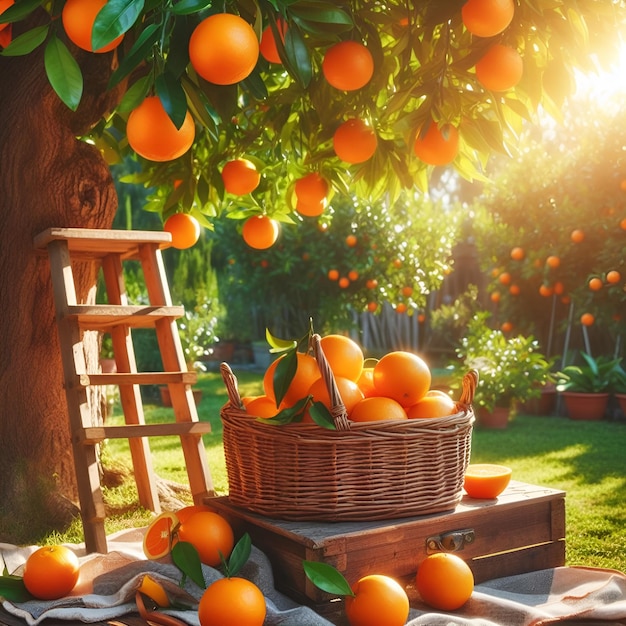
xmin=0 ymin=18 xmax=125 ymax=540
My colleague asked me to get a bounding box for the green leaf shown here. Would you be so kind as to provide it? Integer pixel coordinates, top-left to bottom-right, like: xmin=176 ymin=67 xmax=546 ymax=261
xmin=171 ymin=541 xmax=205 ymax=589
xmin=44 ymin=35 xmax=83 ymax=111
xmin=265 ymin=328 xmax=297 ymax=352
xmin=156 ymin=72 xmax=188 ymax=129
xmin=225 ymin=533 xmax=252 ymax=577
xmin=108 ymin=23 xmax=160 ymax=89
xmin=302 ymin=561 xmax=354 ymax=597
xmin=92 ymin=0 xmax=144 ymax=52
xmin=0 ymin=0 xmax=42 ymax=25
xmin=170 ymin=0 xmax=212 ymax=15
xmin=288 ymin=2 xmax=353 ymax=27
xmin=283 ymin=25 xmax=312 ymax=88
xmin=308 ymin=401 xmax=336 ymax=429
xmin=257 ymin=395 xmax=310 ymax=425
xmin=118 ymin=75 xmax=152 ymax=113
xmin=0 ymin=573 xmax=31 ymax=603
xmin=273 ymin=347 xmax=297 ymax=405
xmin=0 ymin=24 xmax=48 ymax=56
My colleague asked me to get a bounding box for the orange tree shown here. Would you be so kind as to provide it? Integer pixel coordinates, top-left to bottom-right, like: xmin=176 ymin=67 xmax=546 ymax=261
xmin=470 ymin=94 xmax=626 ymax=359
xmin=0 ymin=0 xmax=624 ymax=535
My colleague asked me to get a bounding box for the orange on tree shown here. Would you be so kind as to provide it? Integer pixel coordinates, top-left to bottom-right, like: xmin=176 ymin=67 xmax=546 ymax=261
xmin=588 ymin=277 xmax=604 ymax=291
xmin=143 ymin=511 xmax=180 ymax=560
xmin=571 ymin=229 xmax=585 ymax=243
xmin=366 ymin=278 xmax=378 ymax=289
xmin=501 ymin=321 xmax=514 ymax=332
xmin=490 ymin=291 xmax=501 ymax=303
xmin=0 ymin=0 xmax=14 ymax=31
xmin=620 ymin=218 xmax=626 ymax=231
xmin=498 ymin=271 xmax=511 ymax=285
xmin=413 ymin=121 xmax=459 ymax=166
xmin=333 ymin=118 xmax=378 ymax=164
xmin=350 ymin=395 xmax=408 ymax=422
xmin=367 ymin=301 xmax=378 ymax=312
xmin=294 ymin=172 xmax=329 ymax=217
xmin=581 ymin=312 xmax=595 ymax=326
xmin=177 ymin=510 xmax=234 ymax=567
xmin=373 ymin=351 xmax=431 ymax=407
xmin=606 ymin=270 xmax=621 ymax=284
xmin=406 ymin=391 xmax=456 ymax=419
xmin=510 ymin=246 xmax=524 ymax=260
xmin=345 ymin=574 xmax=410 ymax=626
xmin=242 ymin=215 xmax=279 ymax=249
xmin=546 ymin=255 xmax=560 ymax=269
xmin=259 ymin=19 xmax=287 ymax=64
xmin=328 ymin=269 xmax=339 ymax=281
xmin=348 ymin=269 xmax=359 ymax=281
xmin=23 ymin=545 xmax=80 ymax=600
xmin=222 ymin=158 xmax=261 ymax=195
xmin=198 ymin=577 xmax=266 ymax=626
xmin=475 ymin=44 xmax=523 ymax=92
xmin=322 ymin=40 xmax=374 ymax=91
xmin=509 ymin=284 xmax=520 ymax=296
xmin=163 ymin=213 xmax=200 ymax=249
xmin=62 ymin=0 xmax=124 ymax=53
xmin=189 ymin=13 xmax=259 ymax=85
xmin=127 ymin=96 xmax=195 ymax=162
xmin=539 ymin=284 xmax=553 ymax=297
xmin=263 ymin=351 xmax=319 ymax=406
xmin=395 ymin=302 xmax=407 ymax=313
xmin=307 ymin=375 xmax=364 ymax=415
xmin=463 ymin=463 xmax=512 ymax=499
xmin=346 ymin=234 xmax=358 ymax=247
xmin=554 ymin=281 xmax=565 ymax=295
xmin=338 ymin=276 xmax=350 ymax=288
xmin=415 ymin=553 xmax=474 ymax=611
xmin=319 ymin=334 xmax=364 ymax=381
xmin=461 ymin=0 xmax=514 ymax=38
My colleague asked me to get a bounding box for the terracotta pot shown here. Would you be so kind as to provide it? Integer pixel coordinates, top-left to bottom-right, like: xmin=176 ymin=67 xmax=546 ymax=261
xmin=477 ymin=405 xmax=511 ymax=429
xmin=521 ymin=389 xmax=557 ymax=416
xmin=561 ymin=392 xmax=609 ymax=421
xmin=160 ymin=387 xmax=202 ymax=407
xmin=615 ymin=393 xmax=626 ymax=417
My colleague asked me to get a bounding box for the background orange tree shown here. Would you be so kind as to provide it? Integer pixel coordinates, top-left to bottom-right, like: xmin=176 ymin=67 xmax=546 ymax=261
xmin=1 ymin=0 xmax=624 ymax=538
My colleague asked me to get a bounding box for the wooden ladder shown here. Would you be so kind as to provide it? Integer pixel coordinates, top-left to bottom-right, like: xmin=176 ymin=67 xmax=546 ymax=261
xmin=34 ymin=227 xmax=215 ymax=554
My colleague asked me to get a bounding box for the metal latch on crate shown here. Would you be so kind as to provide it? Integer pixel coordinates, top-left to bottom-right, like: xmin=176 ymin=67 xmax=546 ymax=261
xmin=426 ymin=528 xmax=475 ymax=553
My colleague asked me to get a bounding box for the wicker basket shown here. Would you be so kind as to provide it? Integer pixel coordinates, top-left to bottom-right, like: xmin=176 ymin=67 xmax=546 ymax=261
xmin=220 ymin=334 xmax=476 ymax=521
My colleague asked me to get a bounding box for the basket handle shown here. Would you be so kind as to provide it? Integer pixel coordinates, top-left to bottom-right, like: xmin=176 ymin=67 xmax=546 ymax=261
xmin=221 ymin=362 xmax=243 ymax=409
xmin=310 ymin=333 xmax=351 ymax=431
xmin=459 ymin=369 xmax=479 ymax=407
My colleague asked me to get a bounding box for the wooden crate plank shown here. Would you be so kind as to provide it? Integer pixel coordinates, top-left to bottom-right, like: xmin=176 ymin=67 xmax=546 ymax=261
xmin=67 ymin=305 xmax=185 ymax=329
xmin=80 ymin=422 xmax=212 ymax=444
xmin=79 ymin=371 xmax=197 ymax=386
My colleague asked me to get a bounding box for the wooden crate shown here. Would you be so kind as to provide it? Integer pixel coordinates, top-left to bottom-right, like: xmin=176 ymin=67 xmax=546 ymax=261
xmin=208 ymin=481 xmax=565 ymax=605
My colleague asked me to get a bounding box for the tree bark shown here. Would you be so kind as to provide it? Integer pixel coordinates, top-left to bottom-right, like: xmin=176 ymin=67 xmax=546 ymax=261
xmin=0 ymin=18 xmax=125 ymax=539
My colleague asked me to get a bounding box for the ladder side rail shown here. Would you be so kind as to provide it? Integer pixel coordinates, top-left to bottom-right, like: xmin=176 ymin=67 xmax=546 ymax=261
xmin=139 ymin=244 xmax=216 ymax=501
xmin=101 ymin=253 xmax=161 ymax=514
xmin=46 ymin=240 xmax=108 ymax=554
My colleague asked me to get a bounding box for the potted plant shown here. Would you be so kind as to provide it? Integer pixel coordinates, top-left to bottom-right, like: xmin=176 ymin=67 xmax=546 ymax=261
xmin=555 ymin=352 xmax=623 ymax=420
xmin=449 ymin=312 xmax=555 ymax=428
xmin=615 ymin=362 xmax=626 ymax=417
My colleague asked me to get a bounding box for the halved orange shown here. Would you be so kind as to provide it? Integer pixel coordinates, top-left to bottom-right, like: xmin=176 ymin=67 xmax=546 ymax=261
xmin=143 ymin=511 xmax=180 ymax=560
xmin=463 ymin=464 xmax=512 ymax=499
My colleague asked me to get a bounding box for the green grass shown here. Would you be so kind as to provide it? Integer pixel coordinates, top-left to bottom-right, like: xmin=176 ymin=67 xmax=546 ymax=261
xmin=61 ymin=371 xmax=626 ymax=573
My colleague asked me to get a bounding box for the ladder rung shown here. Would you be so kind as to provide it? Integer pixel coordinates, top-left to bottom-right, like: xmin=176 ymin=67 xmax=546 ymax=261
xmin=79 ymin=422 xmax=212 ymax=444
xmin=66 ymin=304 xmax=184 ymax=329
xmin=33 ymin=227 xmax=172 ymax=260
xmin=79 ymin=371 xmax=198 ymax=386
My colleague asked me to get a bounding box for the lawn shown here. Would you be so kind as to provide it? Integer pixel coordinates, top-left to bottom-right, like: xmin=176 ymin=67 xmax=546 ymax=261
xmin=87 ymin=370 xmax=626 ymax=573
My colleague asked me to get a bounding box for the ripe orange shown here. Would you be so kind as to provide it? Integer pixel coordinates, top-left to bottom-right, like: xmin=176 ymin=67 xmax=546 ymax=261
xmin=348 ymin=269 xmax=359 ymax=281
xmin=62 ymin=0 xmax=124 ymax=53
xmin=395 ymin=303 xmax=407 ymax=314
xmin=581 ymin=312 xmax=595 ymax=326
xmin=546 ymin=255 xmax=560 ymax=269
xmin=295 ymin=172 xmax=329 ymax=217
xmin=328 ymin=269 xmax=339 ymax=281
xmin=198 ymin=577 xmax=266 ymax=626
xmin=461 ymin=0 xmax=514 ymax=37
xmin=415 ymin=553 xmax=474 ymax=611
xmin=356 ymin=367 xmax=376 ymax=397
xmin=259 ymin=19 xmax=286 ymax=64
xmin=242 ymin=215 xmax=280 ymax=249
xmin=246 ymin=395 xmax=279 ymax=417
xmin=322 ymin=40 xmax=374 ymax=91
xmin=189 ymin=13 xmax=259 ymax=85
xmin=367 ymin=301 xmax=378 ymax=312
xmin=308 ymin=375 xmax=365 ymax=415
xmin=319 ymin=334 xmax=364 ymax=382
xmin=406 ymin=392 xmax=456 ymax=419
xmin=222 ymin=158 xmax=261 ymax=195
xmin=510 ymin=246 xmax=524 ymax=260
xmin=475 ymin=44 xmax=523 ymax=91
xmin=263 ymin=352 xmax=319 ymax=406
xmin=23 ymin=545 xmax=80 ymax=600
xmin=346 ymin=234 xmax=358 ymax=247
xmin=366 ymin=279 xmax=378 ymax=289
xmin=607 ymin=270 xmax=621 ymax=284
xmin=177 ymin=511 xmax=234 ymax=567
xmin=402 ymin=285 xmax=413 ymax=297
xmin=163 ymin=213 xmax=200 ymax=249
xmin=538 ymin=284 xmax=553 ymax=297
xmin=490 ymin=291 xmax=500 ymax=303
xmin=127 ymin=96 xmax=195 ymax=162
xmin=498 ymin=271 xmax=511 ymax=285
xmin=345 ymin=574 xmax=410 ymax=626
xmin=0 ymin=0 xmax=14 ymax=32
xmin=501 ymin=321 xmax=513 ymax=332
xmin=143 ymin=511 xmax=180 ymax=559
xmin=589 ymin=277 xmax=603 ymax=291
xmin=339 ymin=276 xmax=350 ymax=288
xmin=176 ymin=504 xmax=213 ymax=524
xmin=620 ymin=217 xmax=626 ymax=230
xmin=509 ymin=284 xmax=520 ymax=296
xmin=413 ymin=122 xmax=459 ymax=166
xmin=553 ymin=281 xmax=565 ymax=295
xmin=350 ymin=396 xmax=408 ymax=422
xmin=571 ymin=229 xmax=585 ymax=243
xmin=333 ymin=118 xmax=378 ymax=164
xmin=463 ymin=463 xmax=512 ymax=498
xmin=373 ymin=351 xmax=431 ymax=407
